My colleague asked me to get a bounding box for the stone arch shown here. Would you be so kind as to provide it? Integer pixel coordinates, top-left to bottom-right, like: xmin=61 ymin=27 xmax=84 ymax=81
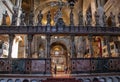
xmin=0 ymin=79 xmax=6 ymax=82
xmin=50 ymin=41 xmax=70 ymax=74
xmin=50 ymin=39 xmax=70 ymax=55
xmin=7 ymin=79 xmax=13 ymax=82
xmin=84 ymin=78 xmax=91 ymax=82
xmin=116 ymin=77 xmax=120 ymax=82
xmin=107 ymin=77 xmax=113 ymax=82
xmin=99 ymin=78 xmax=106 ymax=82
xmin=15 ymin=79 xmax=21 ymax=82
xmin=23 ymin=79 xmax=29 ymax=82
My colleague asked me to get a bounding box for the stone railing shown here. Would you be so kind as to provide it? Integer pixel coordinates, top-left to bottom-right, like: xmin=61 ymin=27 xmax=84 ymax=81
xmin=71 ymin=57 xmax=120 ymax=74
xmin=0 ymin=26 xmax=120 ymax=35
xmin=0 ymin=58 xmax=51 ymax=74
xmin=0 ymin=57 xmax=120 ymax=74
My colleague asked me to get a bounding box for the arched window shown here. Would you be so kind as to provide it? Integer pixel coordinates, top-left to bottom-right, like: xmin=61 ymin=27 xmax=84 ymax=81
xmin=23 ymin=79 xmax=29 ymax=82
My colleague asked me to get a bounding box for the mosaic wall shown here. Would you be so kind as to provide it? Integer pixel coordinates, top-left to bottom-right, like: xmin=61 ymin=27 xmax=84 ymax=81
xmin=71 ymin=58 xmax=120 ymax=73
xmin=0 ymin=58 xmax=120 ymax=74
xmin=31 ymin=60 xmax=45 ymax=73
xmin=0 ymin=59 xmax=11 ymax=73
xmin=0 ymin=58 xmax=51 ymax=74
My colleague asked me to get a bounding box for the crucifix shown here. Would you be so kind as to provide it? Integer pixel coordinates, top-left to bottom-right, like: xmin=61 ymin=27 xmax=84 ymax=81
xmin=50 ymin=0 xmax=67 ymax=23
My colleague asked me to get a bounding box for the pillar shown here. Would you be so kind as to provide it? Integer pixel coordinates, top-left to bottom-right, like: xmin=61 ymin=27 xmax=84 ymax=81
xmin=71 ymin=35 xmax=76 ymax=58
xmin=46 ymin=35 xmax=50 ymax=58
xmin=8 ymin=34 xmax=15 ymax=58
xmin=16 ymin=0 xmax=23 ymax=26
xmin=97 ymin=0 xmax=104 ymax=27
xmin=88 ymin=35 xmax=93 ymax=57
xmin=91 ymin=0 xmax=97 ymax=26
xmin=27 ymin=34 xmax=33 ymax=58
xmin=105 ymin=36 xmax=111 ymax=57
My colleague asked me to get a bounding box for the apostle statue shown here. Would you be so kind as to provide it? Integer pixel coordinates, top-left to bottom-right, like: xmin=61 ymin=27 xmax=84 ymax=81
xmin=2 ymin=11 xmax=8 ymax=25
xmin=110 ymin=12 xmax=116 ymax=27
xmin=86 ymin=10 xmax=92 ymax=26
xmin=78 ymin=10 xmax=83 ymax=26
xmin=11 ymin=7 xmax=18 ymax=25
xmin=47 ymin=11 xmax=51 ymax=26
xmin=118 ymin=12 xmax=120 ymax=27
xmin=37 ymin=10 xmax=43 ymax=26
xmin=94 ymin=11 xmax=99 ymax=26
xmin=102 ymin=12 xmax=107 ymax=27
xmin=29 ymin=10 xmax=34 ymax=25
xmin=20 ymin=10 xmax=26 ymax=25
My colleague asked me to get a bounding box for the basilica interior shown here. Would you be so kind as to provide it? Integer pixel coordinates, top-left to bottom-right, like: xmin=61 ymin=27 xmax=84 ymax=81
xmin=0 ymin=0 xmax=120 ymax=57
xmin=0 ymin=0 xmax=120 ymax=79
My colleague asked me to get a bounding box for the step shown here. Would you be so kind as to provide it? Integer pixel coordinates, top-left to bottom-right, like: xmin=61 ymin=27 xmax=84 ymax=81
xmin=42 ymin=78 xmax=80 ymax=82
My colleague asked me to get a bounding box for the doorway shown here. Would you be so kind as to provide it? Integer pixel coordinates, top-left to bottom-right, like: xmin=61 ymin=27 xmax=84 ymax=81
xmin=50 ymin=42 xmax=70 ymax=74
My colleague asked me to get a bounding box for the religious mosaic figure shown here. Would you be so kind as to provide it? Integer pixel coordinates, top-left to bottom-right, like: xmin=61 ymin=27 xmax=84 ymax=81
xmin=2 ymin=11 xmax=8 ymax=25
xmin=20 ymin=10 xmax=25 ymax=25
xmin=86 ymin=10 xmax=92 ymax=26
xmin=29 ymin=10 xmax=34 ymax=25
xmin=11 ymin=7 xmax=18 ymax=25
xmin=78 ymin=10 xmax=83 ymax=26
xmin=110 ymin=12 xmax=116 ymax=27
xmin=94 ymin=11 xmax=99 ymax=26
xmin=37 ymin=10 xmax=43 ymax=26
xmin=47 ymin=11 xmax=51 ymax=26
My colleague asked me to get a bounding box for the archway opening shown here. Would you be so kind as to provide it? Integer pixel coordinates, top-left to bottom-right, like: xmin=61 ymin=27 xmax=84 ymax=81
xmin=50 ymin=42 xmax=70 ymax=74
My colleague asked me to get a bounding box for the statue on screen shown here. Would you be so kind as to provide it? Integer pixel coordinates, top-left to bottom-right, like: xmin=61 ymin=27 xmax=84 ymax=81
xmin=2 ymin=11 xmax=8 ymax=25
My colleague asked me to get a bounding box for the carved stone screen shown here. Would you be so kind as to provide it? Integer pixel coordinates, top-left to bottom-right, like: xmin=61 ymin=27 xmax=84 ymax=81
xmin=31 ymin=60 xmax=45 ymax=73
xmin=76 ymin=60 xmax=90 ymax=73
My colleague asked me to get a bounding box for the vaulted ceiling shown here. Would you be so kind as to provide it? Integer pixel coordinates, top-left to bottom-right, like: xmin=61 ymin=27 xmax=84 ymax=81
xmin=21 ymin=0 xmax=88 ymax=25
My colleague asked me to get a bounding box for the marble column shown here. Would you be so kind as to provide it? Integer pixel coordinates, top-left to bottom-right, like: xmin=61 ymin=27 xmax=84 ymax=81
xmin=71 ymin=35 xmax=76 ymax=58
xmin=27 ymin=34 xmax=33 ymax=58
xmin=97 ymin=0 xmax=105 ymax=27
xmin=8 ymin=34 xmax=15 ymax=59
xmin=91 ymin=0 xmax=97 ymax=26
xmin=16 ymin=0 xmax=22 ymax=26
xmin=105 ymin=36 xmax=111 ymax=57
xmin=46 ymin=35 xmax=50 ymax=58
xmin=88 ymin=35 xmax=93 ymax=57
